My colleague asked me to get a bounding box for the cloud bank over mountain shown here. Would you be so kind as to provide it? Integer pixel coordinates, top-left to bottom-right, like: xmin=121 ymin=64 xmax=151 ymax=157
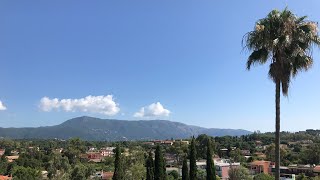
xmin=134 ymin=102 xmax=170 ymax=118
xmin=39 ymin=95 xmax=120 ymax=116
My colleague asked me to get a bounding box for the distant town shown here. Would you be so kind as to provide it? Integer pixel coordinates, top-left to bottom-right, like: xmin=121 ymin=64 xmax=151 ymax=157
xmin=1 ymin=129 xmax=320 ymax=179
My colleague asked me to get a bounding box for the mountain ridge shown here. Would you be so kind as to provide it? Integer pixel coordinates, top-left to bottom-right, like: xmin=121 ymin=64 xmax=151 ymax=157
xmin=0 ymin=116 xmax=252 ymax=141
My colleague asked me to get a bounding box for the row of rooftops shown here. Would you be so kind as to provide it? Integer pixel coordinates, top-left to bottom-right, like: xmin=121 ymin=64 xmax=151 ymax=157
xmin=143 ymin=139 xmax=190 ymax=146
xmin=250 ymin=160 xmax=320 ymax=177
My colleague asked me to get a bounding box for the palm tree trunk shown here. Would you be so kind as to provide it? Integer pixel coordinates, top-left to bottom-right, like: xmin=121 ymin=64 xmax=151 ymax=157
xmin=275 ymin=80 xmax=281 ymax=180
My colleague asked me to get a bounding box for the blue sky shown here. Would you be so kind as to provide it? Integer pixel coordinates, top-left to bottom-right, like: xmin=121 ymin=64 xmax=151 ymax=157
xmin=0 ymin=0 xmax=320 ymax=132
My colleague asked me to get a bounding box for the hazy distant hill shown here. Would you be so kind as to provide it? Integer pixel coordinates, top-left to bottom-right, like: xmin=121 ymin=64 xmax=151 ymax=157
xmin=0 ymin=116 xmax=252 ymax=141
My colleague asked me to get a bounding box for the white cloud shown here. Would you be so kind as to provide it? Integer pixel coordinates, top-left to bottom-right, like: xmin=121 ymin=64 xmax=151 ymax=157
xmin=0 ymin=101 xmax=7 ymax=111
xmin=134 ymin=102 xmax=170 ymax=118
xmin=39 ymin=95 xmax=120 ymax=116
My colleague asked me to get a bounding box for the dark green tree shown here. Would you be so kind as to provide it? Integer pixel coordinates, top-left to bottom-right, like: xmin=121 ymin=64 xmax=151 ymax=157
xmin=301 ymin=143 xmax=320 ymax=165
xmin=127 ymin=162 xmax=146 ymax=180
xmin=244 ymin=8 xmax=320 ymax=180
xmin=197 ymin=170 xmax=206 ymax=180
xmin=182 ymin=157 xmax=189 ymax=180
xmin=4 ymin=148 xmax=12 ymax=156
xmin=70 ymin=163 xmax=87 ymax=180
xmin=12 ymin=166 xmax=41 ymax=180
xmin=0 ymin=155 xmax=8 ymax=175
xmin=84 ymin=164 xmax=95 ymax=178
xmin=15 ymin=150 xmax=43 ymax=169
xmin=228 ymin=166 xmax=251 ymax=180
xmin=154 ymin=145 xmax=166 ymax=180
xmin=253 ymin=173 xmax=274 ymax=180
xmin=196 ymin=134 xmax=214 ymax=159
xmin=113 ymin=145 xmax=124 ymax=180
xmin=206 ymin=139 xmax=216 ymax=180
xmin=265 ymin=144 xmax=288 ymax=165
xmin=47 ymin=153 xmax=71 ymax=180
xmin=146 ymin=151 xmax=154 ymax=180
xmin=168 ymin=170 xmax=179 ymax=180
xmin=63 ymin=138 xmax=86 ymax=165
xmin=189 ymin=137 xmax=197 ymax=180
xmin=230 ymin=148 xmax=246 ymax=163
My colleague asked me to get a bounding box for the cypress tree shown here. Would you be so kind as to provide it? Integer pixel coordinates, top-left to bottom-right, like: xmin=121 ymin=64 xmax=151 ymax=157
xmin=189 ymin=137 xmax=197 ymax=180
xmin=182 ymin=157 xmax=189 ymax=180
xmin=154 ymin=145 xmax=166 ymax=180
xmin=206 ymin=138 xmax=216 ymax=180
xmin=146 ymin=151 xmax=154 ymax=180
xmin=113 ymin=145 xmax=123 ymax=180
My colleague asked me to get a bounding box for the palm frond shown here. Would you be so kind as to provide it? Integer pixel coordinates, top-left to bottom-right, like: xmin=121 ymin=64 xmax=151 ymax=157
xmin=247 ymin=48 xmax=269 ymax=70
xmin=292 ymin=55 xmax=313 ymax=77
xmin=296 ymin=16 xmax=308 ymax=24
xmin=268 ymin=63 xmax=278 ymax=83
xmin=280 ymin=64 xmax=292 ymax=96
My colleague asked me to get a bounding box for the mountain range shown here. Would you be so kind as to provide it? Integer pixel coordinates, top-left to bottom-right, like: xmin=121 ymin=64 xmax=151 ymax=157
xmin=0 ymin=116 xmax=252 ymax=141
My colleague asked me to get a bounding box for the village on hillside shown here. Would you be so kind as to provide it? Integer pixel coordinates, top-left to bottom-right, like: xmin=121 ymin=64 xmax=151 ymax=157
xmin=1 ymin=130 xmax=320 ymax=179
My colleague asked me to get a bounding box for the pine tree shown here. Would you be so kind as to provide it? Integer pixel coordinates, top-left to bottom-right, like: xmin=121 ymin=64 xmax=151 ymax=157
xmin=146 ymin=151 xmax=154 ymax=180
xmin=206 ymin=138 xmax=216 ymax=180
xmin=113 ymin=145 xmax=124 ymax=180
xmin=189 ymin=137 xmax=197 ymax=180
xmin=154 ymin=145 xmax=166 ymax=180
xmin=182 ymin=157 xmax=189 ymax=180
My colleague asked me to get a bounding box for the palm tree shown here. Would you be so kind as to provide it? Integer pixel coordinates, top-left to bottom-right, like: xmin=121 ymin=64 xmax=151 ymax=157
xmin=243 ymin=8 xmax=320 ymax=180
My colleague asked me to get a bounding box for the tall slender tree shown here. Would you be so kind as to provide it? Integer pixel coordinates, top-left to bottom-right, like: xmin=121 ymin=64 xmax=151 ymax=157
xmin=244 ymin=8 xmax=320 ymax=180
xmin=0 ymin=155 xmax=8 ymax=175
xmin=154 ymin=145 xmax=166 ymax=180
xmin=146 ymin=151 xmax=154 ymax=180
xmin=189 ymin=137 xmax=197 ymax=180
xmin=182 ymin=157 xmax=189 ymax=180
xmin=206 ymin=139 xmax=216 ymax=180
xmin=113 ymin=145 xmax=124 ymax=180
